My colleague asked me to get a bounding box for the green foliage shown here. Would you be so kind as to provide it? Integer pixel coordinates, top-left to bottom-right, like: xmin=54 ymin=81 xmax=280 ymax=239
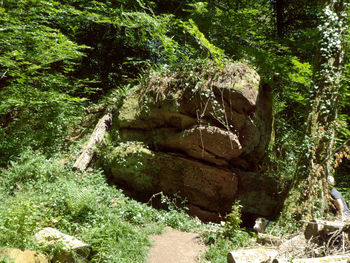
xmin=222 ymin=203 xmax=251 ymax=246
xmin=204 ymin=238 xmax=239 ymax=263
xmin=116 ymin=11 xmax=182 ymax=64
xmin=83 ymin=220 xmax=150 ymax=263
xmin=0 ymin=150 xmax=201 ymax=261
xmin=181 ymin=19 xmax=226 ymax=64
xmin=0 ymin=0 xmax=88 ymax=165
xmin=0 ymin=148 xmax=57 ymax=194
xmin=222 ymin=202 xmax=243 ymax=239
xmin=0 ymin=0 xmax=349 ymax=260
xmin=337 ymin=63 xmax=350 ymax=140
xmin=202 ymin=203 xmax=252 ymax=262
xmin=0 ymin=193 xmax=42 ymax=249
xmin=0 ymin=0 xmax=227 ymax=166
xmin=288 ymin=58 xmax=312 ymax=88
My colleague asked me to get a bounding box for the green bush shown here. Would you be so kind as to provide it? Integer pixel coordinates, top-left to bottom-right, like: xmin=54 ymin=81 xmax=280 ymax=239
xmin=222 ymin=202 xmax=243 ymax=239
xmin=0 ymin=148 xmax=62 ymax=194
xmin=0 ymin=192 xmax=42 ymax=249
xmin=202 ymin=203 xmax=253 ymax=262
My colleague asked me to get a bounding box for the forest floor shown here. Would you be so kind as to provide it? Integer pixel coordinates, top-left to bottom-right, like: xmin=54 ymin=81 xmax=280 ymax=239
xmin=147 ymin=227 xmax=207 ymax=263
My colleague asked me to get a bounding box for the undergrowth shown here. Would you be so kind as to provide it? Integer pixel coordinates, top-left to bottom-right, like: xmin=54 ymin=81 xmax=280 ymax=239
xmin=202 ymin=202 xmax=255 ymax=263
xmin=0 ymin=148 xmax=202 ymax=262
xmin=0 ymin=148 xmax=260 ymax=262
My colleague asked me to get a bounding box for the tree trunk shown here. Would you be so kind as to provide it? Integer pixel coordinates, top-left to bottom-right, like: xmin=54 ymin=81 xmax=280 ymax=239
xmin=304 ymin=219 xmax=350 ymax=241
xmin=279 ymin=0 xmax=347 ymax=224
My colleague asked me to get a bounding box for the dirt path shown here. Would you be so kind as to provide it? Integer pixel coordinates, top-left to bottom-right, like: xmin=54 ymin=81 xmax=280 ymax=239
xmin=147 ymin=227 xmax=207 ymax=263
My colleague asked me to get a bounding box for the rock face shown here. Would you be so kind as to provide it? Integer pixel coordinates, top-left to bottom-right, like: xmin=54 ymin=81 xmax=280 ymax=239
xmin=236 ymin=171 xmax=282 ymax=218
xmin=103 ymin=143 xmax=237 ymax=220
xmin=101 ymin=61 xmax=279 ymax=220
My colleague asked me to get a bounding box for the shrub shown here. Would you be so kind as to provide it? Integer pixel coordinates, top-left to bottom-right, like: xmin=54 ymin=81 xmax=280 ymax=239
xmin=203 ymin=202 xmax=253 ymax=263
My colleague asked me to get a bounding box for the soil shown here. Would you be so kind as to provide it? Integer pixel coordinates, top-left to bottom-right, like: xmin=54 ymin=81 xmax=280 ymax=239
xmin=147 ymin=227 xmax=207 ymax=263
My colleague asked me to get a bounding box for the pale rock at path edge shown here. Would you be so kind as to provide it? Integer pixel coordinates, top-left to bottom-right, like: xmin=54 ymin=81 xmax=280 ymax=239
xmin=35 ymin=227 xmax=90 ymax=262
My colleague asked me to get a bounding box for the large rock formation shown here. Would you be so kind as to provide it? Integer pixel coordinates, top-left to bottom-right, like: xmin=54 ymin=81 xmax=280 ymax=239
xmin=100 ymin=61 xmax=279 ymax=221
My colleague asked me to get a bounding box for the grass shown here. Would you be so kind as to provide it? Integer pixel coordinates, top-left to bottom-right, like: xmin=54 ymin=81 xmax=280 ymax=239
xmin=0 ymin=148 xmax=205 ymax=262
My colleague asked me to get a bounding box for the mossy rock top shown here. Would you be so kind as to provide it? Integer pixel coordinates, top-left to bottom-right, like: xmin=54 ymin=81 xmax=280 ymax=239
xmin=116 ymin=61 xmax=262 ymax=130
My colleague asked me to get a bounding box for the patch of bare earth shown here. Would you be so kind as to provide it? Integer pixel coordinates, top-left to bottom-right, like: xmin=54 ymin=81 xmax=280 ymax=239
xmin=147 ymin=228 xmax=207 ymax=263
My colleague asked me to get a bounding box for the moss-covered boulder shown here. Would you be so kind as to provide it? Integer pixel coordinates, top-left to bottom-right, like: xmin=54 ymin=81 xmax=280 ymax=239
xmin=100 ymin=60 xmax=279 ymax=220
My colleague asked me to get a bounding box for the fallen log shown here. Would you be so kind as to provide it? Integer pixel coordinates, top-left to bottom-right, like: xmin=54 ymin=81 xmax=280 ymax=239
xmin=227 ymin=248 xmax=278 ymax=263
xmin=272 ymin=254 xmax=350 ymax=263
xmin=73 ymin=111 xmax=112 ymax=171
xmin=304 ymin=219 xmax=350 ymax=241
